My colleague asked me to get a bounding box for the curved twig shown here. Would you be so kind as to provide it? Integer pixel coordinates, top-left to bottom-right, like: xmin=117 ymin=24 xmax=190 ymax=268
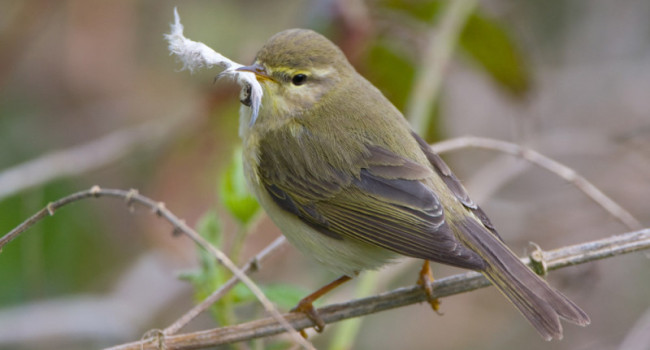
xmin=431 ymin=136 xmax=642 ymax=230
xmin=0 ymin=187 xmax=313 ymax=350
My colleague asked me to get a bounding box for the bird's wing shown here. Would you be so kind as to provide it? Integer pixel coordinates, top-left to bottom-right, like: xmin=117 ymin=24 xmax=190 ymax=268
xmin=257 ymin=130 xmax=484 ymax=269
xmin=409 ymin=132 xmax=502 ymax=240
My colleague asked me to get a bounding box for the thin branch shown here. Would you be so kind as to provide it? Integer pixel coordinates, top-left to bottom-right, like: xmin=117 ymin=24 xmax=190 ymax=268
xmin=160 ymin=213 xmax=313 ymax=349
xmin=431 ymin=136 xmax=643 ymax=230
xmin=163 ymin=236 xmax=286 ymax=335
xmin=107 ymin=228 xmax=650 ymax=349
xmin=405 ymin=0 xmax=477 ymax=134
xmin=0 ymin=187 xmax=313 ymax=350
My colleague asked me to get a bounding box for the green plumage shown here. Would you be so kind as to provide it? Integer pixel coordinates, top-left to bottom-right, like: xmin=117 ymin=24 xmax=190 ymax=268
xmin=239 ymin=28 xmax=589 ymax=340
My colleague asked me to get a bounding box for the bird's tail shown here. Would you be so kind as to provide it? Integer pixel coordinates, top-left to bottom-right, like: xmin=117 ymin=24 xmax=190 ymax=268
xmin=459 ymin=218 xmax=590 ymax=340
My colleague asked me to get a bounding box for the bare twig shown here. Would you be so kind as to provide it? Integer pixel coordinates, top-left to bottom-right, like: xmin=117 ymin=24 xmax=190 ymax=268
xmin=0 ymin=187 xmax=312 ymax=350
xmin=163 ymin=236 xmax=286 ymax=335
xmin=108 ymin=228 xmax=650 ymax=349
xmin=405 ymin=0 xmax=477 ymax=134
xmin=431 ymin=136 xmax=642 ymax=230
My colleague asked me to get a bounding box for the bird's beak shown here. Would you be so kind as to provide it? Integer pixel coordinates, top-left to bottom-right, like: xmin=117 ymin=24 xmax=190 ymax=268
xmin=236 ymin=64 xmax=274 ymax=82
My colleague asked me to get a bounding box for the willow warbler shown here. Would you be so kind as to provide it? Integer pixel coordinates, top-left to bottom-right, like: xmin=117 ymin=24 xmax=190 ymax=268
xmin=236 ymin=29 xmax=589 ymax=340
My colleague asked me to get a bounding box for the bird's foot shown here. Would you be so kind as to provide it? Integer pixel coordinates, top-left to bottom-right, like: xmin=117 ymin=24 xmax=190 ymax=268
xmin=291 ymin=299 xmax=326 ymax=335
xmin=418 ymin=260 xmax=443 ymax=315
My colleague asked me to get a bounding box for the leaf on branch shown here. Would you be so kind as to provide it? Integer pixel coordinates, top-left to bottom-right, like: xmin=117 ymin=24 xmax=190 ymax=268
xmin=178 ymin=211 xmax=224 ymax=293
xmin=232 ymin=283 xmax=310 ymax=310
xmin=460 ymin=10 xmax=531 ymax=96
xmin=196 ymin=211 xmax=223 ymax=267
xmin=219 ymin=147 xmax=260 ymax=225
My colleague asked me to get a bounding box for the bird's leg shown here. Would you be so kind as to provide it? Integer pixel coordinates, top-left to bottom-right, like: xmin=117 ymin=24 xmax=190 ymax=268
xmin=417 ymin=260 xmax=442 ymax=314
xmin=291 ymin=275 xmax=352 ymax=333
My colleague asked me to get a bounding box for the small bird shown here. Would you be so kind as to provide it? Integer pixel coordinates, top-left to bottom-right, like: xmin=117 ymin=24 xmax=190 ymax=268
xmin=236 ymin=28 xmax=589 ymax=340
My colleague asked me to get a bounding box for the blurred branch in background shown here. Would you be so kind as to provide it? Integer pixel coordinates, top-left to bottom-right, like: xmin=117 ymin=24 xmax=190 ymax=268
xmin=432 ymin=136 xmax=642 ymax=230
xmin=108 ymin=228 xmax=650 ymax=349
xmin=405 ymin=0 xmax=476 ymax=134
xmin=0 ymin=116 xmax=186 ymax=201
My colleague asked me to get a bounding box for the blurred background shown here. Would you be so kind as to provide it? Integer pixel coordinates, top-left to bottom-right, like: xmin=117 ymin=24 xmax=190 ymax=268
xmin=1 ymin=0 xmax=649 ymax=349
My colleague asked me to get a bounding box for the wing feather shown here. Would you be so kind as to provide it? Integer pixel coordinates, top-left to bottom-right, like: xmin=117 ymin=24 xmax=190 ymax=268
xmin=411 ymin=132 xmax=500 ymax=238
xmin=259 ymin=133 xmax=485 ymax=270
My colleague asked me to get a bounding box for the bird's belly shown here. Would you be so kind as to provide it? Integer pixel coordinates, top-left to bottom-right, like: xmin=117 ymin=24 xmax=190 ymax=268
xmin=241 ymin=136 xmax=398 ymax=275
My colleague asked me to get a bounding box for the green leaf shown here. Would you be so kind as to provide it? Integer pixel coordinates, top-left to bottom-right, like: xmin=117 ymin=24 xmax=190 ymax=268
xmin=195 ymin=211 xmax=223 ymax=269
xmin=176 ymin=269 xmax=202 ymax=283
xmin=363 ymin=41 xmax=444 ymax=142
xmin=182 ymin=211 xmax=227 ymax=307
xmin=262 ymin=284 xmax=310 ymax=310
xmin=460 ymin=10 xmax=531 ymax=96
xmin=363 ymin=41 xmax=416 ymax=112
xmin=219 ymin=147 xmax=260 ymax=224
xmin=264 ymin=340 xmax=293 ymax=350
xmin=230 ymin=282 xmax=256 ymax=304
xmin=379 ymin=0 xmax=442 ymax=22
xmin=196 ymin=210 xmax=222 ymax=247
xmin=230 ymin=282 xmax=309 ymax=310
xmin=377 ymin=0 xmax=530 ymax=96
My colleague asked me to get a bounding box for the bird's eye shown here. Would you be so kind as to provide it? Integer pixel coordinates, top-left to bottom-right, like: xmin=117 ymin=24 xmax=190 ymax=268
xmin=291 ymin=74 xmax=307 ymax=86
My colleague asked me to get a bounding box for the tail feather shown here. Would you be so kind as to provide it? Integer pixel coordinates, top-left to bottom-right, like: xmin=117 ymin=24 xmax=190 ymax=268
xmin=459 ymin=218 xmax=590 ymax=340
